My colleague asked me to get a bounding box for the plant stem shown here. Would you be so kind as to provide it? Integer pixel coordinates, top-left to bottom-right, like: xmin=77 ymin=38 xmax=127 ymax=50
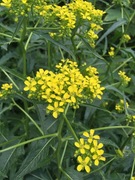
xmin=56 ymin=118 xmax=64 ymax=178
xmin=12 ymin=98 xmax=44 ymax=136
xmin=0 ymin=133 xmax=57 ymax=153
xmin=63 ymin=113 xmax=79 ymax=141
xmin=130 ymin=157 xmax=135 ymax=180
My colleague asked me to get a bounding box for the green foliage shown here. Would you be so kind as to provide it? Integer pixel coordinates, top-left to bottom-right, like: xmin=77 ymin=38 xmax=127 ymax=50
xmin=0 ymin=0 xmax=135 ymax=179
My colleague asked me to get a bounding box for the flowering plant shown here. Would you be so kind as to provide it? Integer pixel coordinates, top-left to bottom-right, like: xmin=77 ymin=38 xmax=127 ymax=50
xmin=0 ymin=0 xmax=135 ymax=179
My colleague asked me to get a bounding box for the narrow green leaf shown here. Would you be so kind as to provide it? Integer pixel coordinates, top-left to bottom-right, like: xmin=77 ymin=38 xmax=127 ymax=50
xmin=0 ymin=52 xmax=15 ymax=66
xmin=96 ymin=19 xmax=126 ymax=45
xmin=35 ymin=32 xmax=76 ymax=60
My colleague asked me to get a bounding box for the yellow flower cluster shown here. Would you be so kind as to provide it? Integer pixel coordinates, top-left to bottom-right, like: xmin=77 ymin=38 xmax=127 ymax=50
xmin=0 ymin=83 xmax=13 ymax=98
xmin=118 ymin=70 xmax=131 ymax=86
xmin=126 ymin=115 xmax=135 ymax=123
xmin=121 ymin=34 xmax=131 ymax=43
xmin=24 ymin=59 xmax=105 ymax=118
xmin=115 ymin=99 xmax=129 ymax=113
xmin=74 ymin=129 xmax=106 ymax=173
xmin=1 ymin=0 xmax=104 ymax=46
xmin=0 ymin=0 xmax=47 ymax=21
xmin=108 ymin=47 xmax=115 ymax=57
xmin=131 ymin=177 xmax=135 ymax=180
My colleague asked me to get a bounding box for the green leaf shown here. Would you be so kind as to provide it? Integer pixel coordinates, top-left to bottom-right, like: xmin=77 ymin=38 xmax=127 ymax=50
xmin=14 ymin=138 xmax=53 ymax=180
xmin=96 ymin=19 xmax=126 ymax=45
xmin=0 ymin=138 xmax=24 ymax=179
xmin=104 ymin=8 xmax=121 ymax=22
xmin=35 ymin=32 xmax=76 ymax=60
xmin=0 ymin=52 xmax=15 ymax=66
xmin=60 ymin=166 xmax=83 ymax=180
xmin=101 ymin=137 xmax=119 ymax=148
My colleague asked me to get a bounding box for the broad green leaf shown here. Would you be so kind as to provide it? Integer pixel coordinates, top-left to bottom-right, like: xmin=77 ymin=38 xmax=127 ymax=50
xmin=104 ymin=8 xmax=121 ymax=22
xmin=0 ymin=138 xmax=24 ymax=179
xmin=14 ymin=138 xmax=53 ymax=180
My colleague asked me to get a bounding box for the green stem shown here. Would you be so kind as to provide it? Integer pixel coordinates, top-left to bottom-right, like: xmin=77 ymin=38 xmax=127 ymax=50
xmin=0 ymin=133 xmax=57 ymax=153
xmin=95 ymin=126 xmax=135 ymax=131
xmin=63 ymin=113 xmax=79 ymax=141
xmin=0 ymin=33 xmax=20 ymax=41
xmin=130 ymin=157 xmax=135 ymax=180
xmin=57 ymin=119 xmax=64 ymax=178
xmin=1 ymin=68 xmax=20 ymax=90
xmin=47 ymin=41 xmax=51 ymax=69
xmin=12 ymin=99 xmax=44 ymax=136
xmin=121 ymin=5 xmax=124 ymax=34
xmin=25 ymin=20 xmax=39 ymax=51
xmin=20 ymin=17 xmax=27 ymax=77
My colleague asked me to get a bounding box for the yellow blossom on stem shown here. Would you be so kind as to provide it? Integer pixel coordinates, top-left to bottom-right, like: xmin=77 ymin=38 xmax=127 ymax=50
xmin=92 ymin=151 xmax=106 ymax=166
xmin=77 ymin=156 xmax=91 ymax=173
xmin=83 ymin=129 xmax=100 ymax=143
xmin=108 ymin=47 xmax=115 ymax=57
xmin=1 ymin=83 xmax=12 ymax=90
xmin=24 ymin=77 xmax=37 ymax=92
xmin=91 ymin=140 xmax=104 ymax=155
xmin=74 ymin=138 xmax=90 ymax=154
xmin=47 ymin=101 xmax=64 ymax=118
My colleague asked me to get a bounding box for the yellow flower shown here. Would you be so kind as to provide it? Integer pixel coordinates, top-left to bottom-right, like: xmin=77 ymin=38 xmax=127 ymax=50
xmin=118 ymin=70 xmax=131 ymax=86
xmin=131 ymin=177 xmax=135 ymax=180
xmin=77 ymin=156 xmax=90 ymax=173
xmin=24 ymin=77 xmax=37 ymax=92
xmin=121 ymin=34 xmax=131 ymax=43
xmin=92 ymin=152 xmax=106 ymax=166
xmin=83 ymin=129 xmax=100 ymax=143
xmin=47 ymin=101 xmax=64 ymax=118
xmin=108 ymin=47 xmax=115 ymax=57
xmin=74 ymin=138 xmax=90 ymax=154
xmin=22 ymin=0 xmax=27 ymax=3
xmin=1 ymin=83 xmax=12 ymax=90
xmin=91 ymin=140 xmax=104 ymax=155
xmin=0 ymin=0 xmax=11 ymax=8
xmin=115 ymin=99 xmax=129 ymax=113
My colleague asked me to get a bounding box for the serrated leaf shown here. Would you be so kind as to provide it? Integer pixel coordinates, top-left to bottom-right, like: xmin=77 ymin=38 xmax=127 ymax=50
xmin=14 ymin=138 xmax=53 ymax=180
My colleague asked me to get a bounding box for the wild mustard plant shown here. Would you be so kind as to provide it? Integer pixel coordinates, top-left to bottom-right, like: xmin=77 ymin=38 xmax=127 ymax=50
xmin=74 ymin=129 xmax=106 ymax=173
xmin=24 ymin=59 xmax=105 ymax=118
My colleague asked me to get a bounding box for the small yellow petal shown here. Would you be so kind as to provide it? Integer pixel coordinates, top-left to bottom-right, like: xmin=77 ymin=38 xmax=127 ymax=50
xmin=85 ymin=165 xmax=90 ymax=173
xmin=53 ymin=111 xmax=58 ymax=118
xmin=83 ymin=132 xmax=89 ymax=137
xmin=77 ymin=164 xmax=83 ymax=172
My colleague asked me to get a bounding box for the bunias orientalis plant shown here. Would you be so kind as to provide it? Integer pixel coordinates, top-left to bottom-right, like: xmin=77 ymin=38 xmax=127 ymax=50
xmin=0 ymin=0 xmax=105 ymax=47
xmin=24 ymin=59 xmax=105 ymax=118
